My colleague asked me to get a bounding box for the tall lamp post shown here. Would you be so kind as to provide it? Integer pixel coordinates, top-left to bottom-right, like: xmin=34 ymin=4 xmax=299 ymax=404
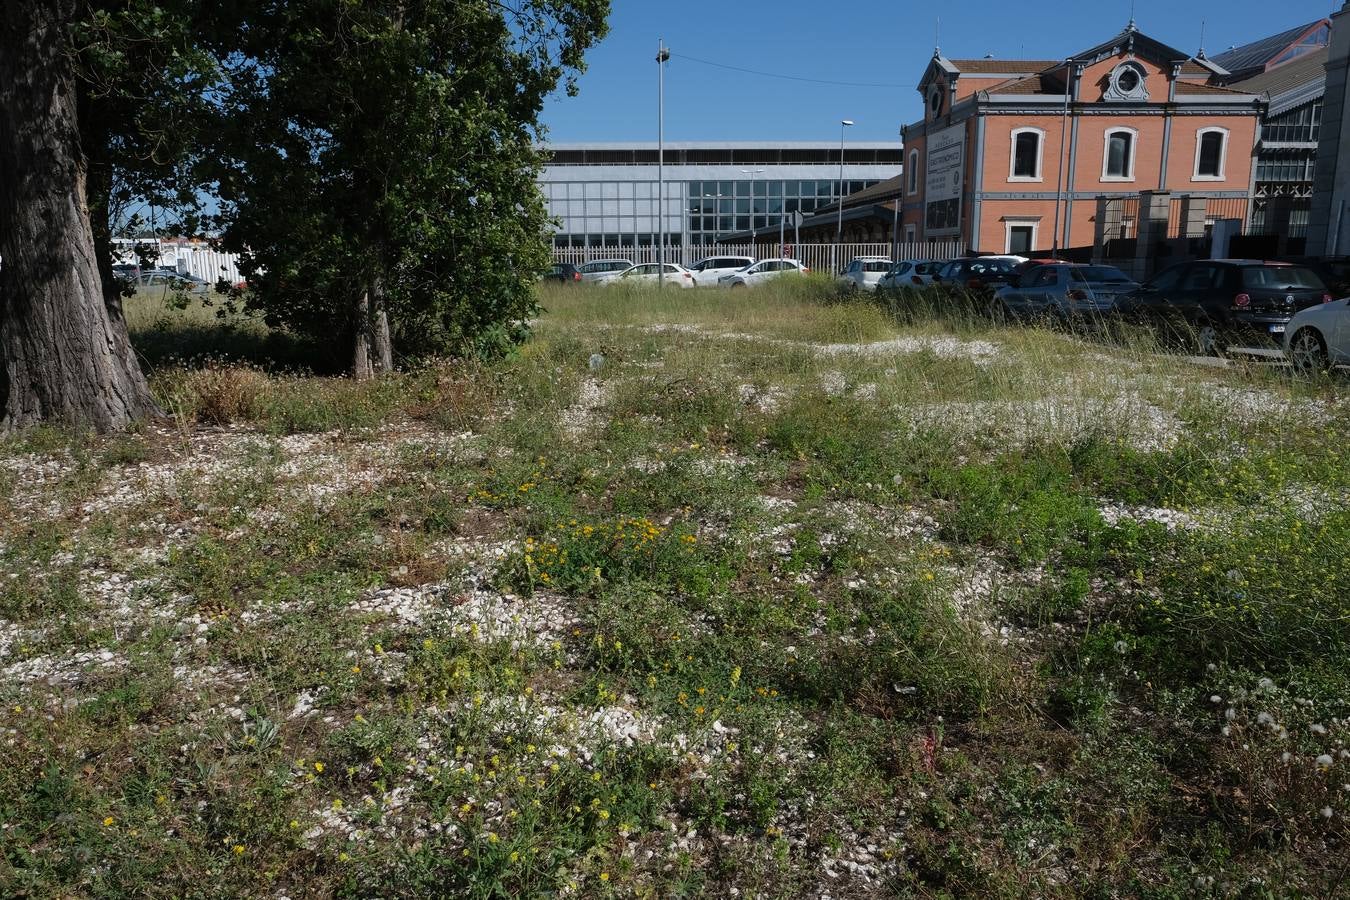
xmin=657 ymin=39 xmax=670 ymax=288
xmin=740 ymin=167 xmax=764 ymax=256
xmin=834 ymin=119 xmax=854 ymax=274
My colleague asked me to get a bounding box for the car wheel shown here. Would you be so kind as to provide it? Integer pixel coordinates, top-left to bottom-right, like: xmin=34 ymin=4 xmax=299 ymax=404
xmin=1289 ymin=327 xmax=1330 ymax=375
xmin=731 ymin=282 xmax=746 ymax=290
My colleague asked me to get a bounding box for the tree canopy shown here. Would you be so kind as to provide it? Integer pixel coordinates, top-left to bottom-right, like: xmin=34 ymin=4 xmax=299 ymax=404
xmin=1 ymin=0 xmax=609 ymax=432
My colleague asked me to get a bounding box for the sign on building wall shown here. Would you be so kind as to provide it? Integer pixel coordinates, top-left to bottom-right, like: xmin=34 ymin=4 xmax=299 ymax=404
xmin=925 ymin=123 xmax=966 ymax=235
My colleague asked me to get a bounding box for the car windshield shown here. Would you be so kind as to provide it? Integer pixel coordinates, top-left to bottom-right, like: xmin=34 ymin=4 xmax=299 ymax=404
xmin=1241 ymin=266 xmax=1326 ymax=290
xmin=1071 ymin=266 xmax=1132 ymax=283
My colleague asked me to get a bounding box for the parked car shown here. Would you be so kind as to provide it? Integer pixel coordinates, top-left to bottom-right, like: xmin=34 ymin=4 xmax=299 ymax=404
xmin=605 ymin=262 xmax=697 ymax=289
xmin=838 ymin=257 xmax=895 ymax=292
xmin=544 ymin=263 xmax=581 ymax=285
xmin=996 ymin=264 xmax=1137 ymax=321
xmin=878 ymin=259 xmax=942 ymax=290
xmin=133 ymin=269 xmax=211 ymax=294
xmin=577 ymin=259 xmax=634 ymax=284
xmin=718 ymin=259 xmax=810 ymax=288
xmin=689 ymin=256 xmax=755 ymax=287
xmin=1116 ymin=259 xmax=1331 ymax=355
xmin=934 ymin=256 xmax=1025 ymax=294
xmin=1284 ymin=296 xmax=1350 ymax=373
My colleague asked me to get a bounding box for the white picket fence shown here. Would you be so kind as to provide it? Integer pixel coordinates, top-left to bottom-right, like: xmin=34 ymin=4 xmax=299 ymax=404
xmin=552 ymin=241 xmax=967 ymax=274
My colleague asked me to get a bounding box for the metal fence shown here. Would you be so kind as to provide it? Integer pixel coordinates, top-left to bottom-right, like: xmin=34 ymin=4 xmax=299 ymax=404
xmin=1167 ymin=197 xmax=1251 ymax=240
xmin=551 ymin=241 xmax=968 ymax=274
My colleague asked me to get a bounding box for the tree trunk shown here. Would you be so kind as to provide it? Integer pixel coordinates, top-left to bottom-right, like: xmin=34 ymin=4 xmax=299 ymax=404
xmin=352 ymin=289 xmax=374 ymax=379
xmin=0 ymin=0 xmax=159 ymax=432
xmin=371 ymin=275 xmax=393 ymax=373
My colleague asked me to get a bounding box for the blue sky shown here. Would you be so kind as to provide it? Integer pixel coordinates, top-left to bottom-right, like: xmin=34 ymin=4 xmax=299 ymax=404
xmin=541 ymin=0 xmax=1338 ymax=144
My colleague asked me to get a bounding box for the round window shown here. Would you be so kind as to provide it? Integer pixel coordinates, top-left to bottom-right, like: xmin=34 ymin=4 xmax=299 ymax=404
xmin=930 ymin=90 xmax=942 ymax=113
xmin=1117 ymin=68 xmax=1140 ymax=93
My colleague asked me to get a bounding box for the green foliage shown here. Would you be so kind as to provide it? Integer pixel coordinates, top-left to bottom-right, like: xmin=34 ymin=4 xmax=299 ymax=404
xmin=211 ymin=1 xmax=610 ymax=367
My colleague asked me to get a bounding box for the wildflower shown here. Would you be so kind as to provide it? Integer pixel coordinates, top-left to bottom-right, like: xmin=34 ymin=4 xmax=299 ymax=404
xmin=600 ymin=873 xmax=610 ymax=882
xmin=598 ymin=809 xmax=610 ymax=820
xmin=332 ymin=799 xmax=343 ymax=809
xmin=1317 ymin=754 xmax=1335 ymax=769
xmin=339 ymin=852 xmax=351 ymax=862
xmin=510 ymin=851 xmax=520 ymax=862
xmin=233 ymin=845 xmax=245 ymax=855
xmin=289 ymin=820 xmax=299 ymax=829
xmin=314 ymin=761 xmax=325 ymax=773
xmin=103 ymin=816 xmax=115 ymax=827
xmin=488 ymin=832 xmax=500 ymax=844
xmin=373 ymin=756 xmax=383 ymax=768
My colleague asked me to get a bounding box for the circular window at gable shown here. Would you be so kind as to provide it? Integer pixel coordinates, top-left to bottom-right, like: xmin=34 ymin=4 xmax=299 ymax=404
xmin=930 ymin=90 xmax=942 ymax=113
xmin=1106 ymin=62 xmax=1149 ymax=101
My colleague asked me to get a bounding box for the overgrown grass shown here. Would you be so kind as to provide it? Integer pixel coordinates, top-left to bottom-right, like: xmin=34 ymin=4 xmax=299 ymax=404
xmin=1 ymin=279 xmax=1347 ymax=897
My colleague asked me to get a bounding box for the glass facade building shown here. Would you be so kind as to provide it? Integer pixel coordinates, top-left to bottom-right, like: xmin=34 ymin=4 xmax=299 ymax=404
xmin=539 ymin=143 xmax=902 ymax=248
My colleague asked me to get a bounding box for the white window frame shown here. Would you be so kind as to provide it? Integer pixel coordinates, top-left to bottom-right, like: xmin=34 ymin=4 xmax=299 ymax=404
xmin=907 ymin=149 xmax=920 ymax=194
xmin=1192 ymin=126 xmax=1229 ymax=181
xmin=1009 ymin=127 xmax=1046 ymax=182
xmin=1102 ymin=126 xmax=1138 ymax=182
xmin=1003 ymin=218 xmax=1040 ymax=255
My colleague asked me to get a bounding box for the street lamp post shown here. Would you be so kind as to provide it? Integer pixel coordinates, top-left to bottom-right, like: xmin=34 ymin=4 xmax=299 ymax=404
xmin=835 ymin=119 xmax=854 ymax=274
xmin=657 ymin=39 xmax=670 ymax=288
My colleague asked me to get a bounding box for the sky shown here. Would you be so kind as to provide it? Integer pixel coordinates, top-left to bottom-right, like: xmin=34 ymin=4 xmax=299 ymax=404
xmin=541 ymin=0 xmax=1341 ymax=145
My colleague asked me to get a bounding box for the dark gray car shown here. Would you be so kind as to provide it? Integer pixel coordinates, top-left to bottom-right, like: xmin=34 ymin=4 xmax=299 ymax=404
xmin=997 ymin=264 xmax=1137 ymax=320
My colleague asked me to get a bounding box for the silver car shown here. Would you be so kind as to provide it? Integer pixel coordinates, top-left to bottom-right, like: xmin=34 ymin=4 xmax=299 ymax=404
xmin=837 ymin=257 xmax=895 ymax=292
xmin=997 ymin=264 xmax=1136 ymax=320
xmin=878 ymin=259 xmax=942 ymax=290
xmin=577 ymin=259 xmax=634 ymax=284
xmin=1284 ymin=297 xmax=1350 ymax=373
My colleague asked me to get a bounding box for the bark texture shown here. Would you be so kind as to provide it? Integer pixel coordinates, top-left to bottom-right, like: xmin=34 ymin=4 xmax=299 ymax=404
xmin=352 ymin=289 xmax=374 ymax=379
xmin=0 ymin=0 xmax=159 ymax=432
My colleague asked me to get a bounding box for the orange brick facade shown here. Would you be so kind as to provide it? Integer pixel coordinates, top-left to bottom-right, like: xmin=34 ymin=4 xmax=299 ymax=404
xmin=900 ymin=27 xmax=1265 ymax=255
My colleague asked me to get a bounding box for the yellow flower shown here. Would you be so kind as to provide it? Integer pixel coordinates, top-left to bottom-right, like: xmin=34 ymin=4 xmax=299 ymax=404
xmin=600 ymin=872 xmax=610 ymax=882
xmin=510 ymin=851 xmax=520 ymax=862
xmin=351 ymin=665 xmax=361 ymax=674
xmin=598 ymin=809 xmax=610 ymax=820
xmin=332 ymin=799 xmax=343 ymax=810
xmin=103 ymin=816 xmax=115 ymax=827
xmin=289 ymin=820 xmax=299 ymax=829
xmin=232 ymin=844 xmax=245 ymax=855
xmin=339 ymin=852 xmax=350 ymax=862
xmin=314 ymin=762 xmax=325 ymax=773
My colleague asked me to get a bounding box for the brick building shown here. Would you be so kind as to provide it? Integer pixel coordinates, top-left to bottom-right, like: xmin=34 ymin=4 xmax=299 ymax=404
xmin=899 ymin=22 xmax=1265 ymax=255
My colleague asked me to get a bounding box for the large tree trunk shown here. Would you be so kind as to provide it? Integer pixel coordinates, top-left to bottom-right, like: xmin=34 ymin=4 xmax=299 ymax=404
xmin=0 ymin=0 xmax=159 ymax=432
xmin=352 ymin=289 xmax=374 ymax=379
xmin=371 ymin=275 xmax=393 ymax=373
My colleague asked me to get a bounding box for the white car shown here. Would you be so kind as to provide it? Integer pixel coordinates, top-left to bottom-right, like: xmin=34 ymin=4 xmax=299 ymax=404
xmin=718 ymin=259 xmax=809 ymax=288
xmin=689 ymin=256 xmax=755 ymax=287
xmin=878 ymin=259 xmax=943 ymax=290
xmin=1284 ymin=297 xmax=1350 ymax=372
xmin=838 ymin=257 xmax=895 ymax=292
xmin=577 ymin=259 xmax=634 ymax=284
xmin=606 ymin=262 xmax=697 ymax=289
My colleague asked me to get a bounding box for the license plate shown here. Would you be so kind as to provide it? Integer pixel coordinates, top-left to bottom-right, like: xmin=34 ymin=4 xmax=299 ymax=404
xmin=1269 ymin=324 xmax=1286 ymax=334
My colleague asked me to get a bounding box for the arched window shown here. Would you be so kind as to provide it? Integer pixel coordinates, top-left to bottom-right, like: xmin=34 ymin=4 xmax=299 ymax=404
xmin=907 ymin=149 xmax=920 ymax=194
xmin=1010 ymin=128 xmax=1045 ymax=181
xmin=1194 ymin=127 xmax=1228 ymax=180
xmin=1103 ymin=127 xmax=1137 ymax=181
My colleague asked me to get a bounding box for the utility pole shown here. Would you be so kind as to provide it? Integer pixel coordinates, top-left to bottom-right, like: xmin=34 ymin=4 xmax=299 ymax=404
xmin=657 ymin=39 xmax=670 ymax=287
